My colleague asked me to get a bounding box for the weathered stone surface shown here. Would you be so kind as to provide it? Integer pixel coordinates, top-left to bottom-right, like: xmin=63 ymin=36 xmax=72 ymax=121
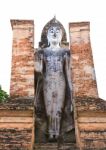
xmin=35 ymin=18 xmax=74 ymax=143
xmin=10 ymin=20 xmax=34 ymax=97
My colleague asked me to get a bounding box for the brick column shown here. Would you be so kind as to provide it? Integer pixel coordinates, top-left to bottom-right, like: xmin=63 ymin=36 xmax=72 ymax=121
xmin=69 ymin=22 xmax=98 ymax=97
xmin=10 ymin=20 xmax=34 ymax=97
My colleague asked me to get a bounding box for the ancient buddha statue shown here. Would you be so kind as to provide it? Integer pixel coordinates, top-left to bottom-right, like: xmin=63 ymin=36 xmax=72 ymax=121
xmin=34 ymin=17 xmax=73 ymax=141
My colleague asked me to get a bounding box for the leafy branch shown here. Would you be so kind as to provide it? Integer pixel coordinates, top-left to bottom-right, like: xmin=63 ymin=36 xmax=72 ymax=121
xmin=0 ymin=85 xmax=9 ymax=102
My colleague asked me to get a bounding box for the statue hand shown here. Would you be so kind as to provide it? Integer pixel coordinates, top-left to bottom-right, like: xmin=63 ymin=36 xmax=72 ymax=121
xmin=34 ymin=51 xmax=43 ymax=73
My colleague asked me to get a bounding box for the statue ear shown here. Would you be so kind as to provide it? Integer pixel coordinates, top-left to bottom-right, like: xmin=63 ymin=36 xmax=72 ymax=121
xmin=59 ymin=33 xmax=62 ymax=46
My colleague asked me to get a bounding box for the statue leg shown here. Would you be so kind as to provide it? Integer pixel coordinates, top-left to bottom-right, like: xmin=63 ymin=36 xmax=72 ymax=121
xmin=44 ymin=77 xmax=66 ymax=140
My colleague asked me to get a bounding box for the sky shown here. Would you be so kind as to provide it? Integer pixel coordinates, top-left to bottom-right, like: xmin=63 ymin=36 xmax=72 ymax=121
xmin=0 ymin=0 xmax=106 ymax=100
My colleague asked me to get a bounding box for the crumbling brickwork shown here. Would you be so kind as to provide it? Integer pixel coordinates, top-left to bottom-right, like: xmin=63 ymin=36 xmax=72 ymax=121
xmin=0 ymin=98 xmax=34 ymax=150
xmin=69 ymin=22 xmax=106 ymax=150
xmin=69 ymin=22 xmax=98 ymax=97
xmin=76 ymin=97 xmax=106 ymax=150
xmin=10 ymin=20 xmax=34 ymax=97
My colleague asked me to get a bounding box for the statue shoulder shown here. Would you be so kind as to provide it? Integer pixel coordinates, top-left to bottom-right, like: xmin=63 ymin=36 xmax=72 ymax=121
xmin=65 ymin=48 xmax=70 ymax=52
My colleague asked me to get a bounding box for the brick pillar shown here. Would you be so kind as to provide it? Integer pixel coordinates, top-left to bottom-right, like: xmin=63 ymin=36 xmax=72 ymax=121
xmin=10 ymin=20 xmax=34 ymax=97
xmin=69 ymin=22 xmax=98 ymax=97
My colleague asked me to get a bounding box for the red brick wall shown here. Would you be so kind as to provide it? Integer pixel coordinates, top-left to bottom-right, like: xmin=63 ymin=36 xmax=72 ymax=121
xmin=0 ymin=98 xmax=34 ymax=150
xmin=69 ymin=22 xmax=98 ymax=98
xmin=10 ymin=20 xmax=34 ymax=97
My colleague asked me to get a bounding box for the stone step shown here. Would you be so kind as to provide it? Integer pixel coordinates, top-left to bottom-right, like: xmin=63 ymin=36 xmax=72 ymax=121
xmin=34 ymin=143 xmax=79 ymax=150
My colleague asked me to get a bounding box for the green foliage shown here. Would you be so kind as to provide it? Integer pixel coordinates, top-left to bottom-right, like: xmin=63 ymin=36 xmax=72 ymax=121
xmin=0 ymin=85 xmax=9 ymax=102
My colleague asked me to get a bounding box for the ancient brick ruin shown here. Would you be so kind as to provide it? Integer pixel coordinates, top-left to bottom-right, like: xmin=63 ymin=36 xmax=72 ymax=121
xmin=0 ymin=98 xmax=34 ymax=150
xmin=70 ymin=22 xmax=98 ymax=98
xmin=69 ymin=22 xmax=106 ymax=149
xmin=0 ymin=19 xmax=106 ymax=150
xmin=10 ymin=20 xmax=34 ymax=97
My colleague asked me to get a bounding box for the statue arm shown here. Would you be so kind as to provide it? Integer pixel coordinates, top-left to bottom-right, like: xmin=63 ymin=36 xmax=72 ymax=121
xmin=34 ymin=50 xmax=43 ymax=109
xmin=65 ymin=50 xmax=72 ymax=91
xmin=65 ymin=50 xmax=73 ymax=110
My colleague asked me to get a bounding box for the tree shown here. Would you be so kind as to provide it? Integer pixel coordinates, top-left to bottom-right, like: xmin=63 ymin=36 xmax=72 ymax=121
xmin=0 ymin=85 xmax=9 ymax=102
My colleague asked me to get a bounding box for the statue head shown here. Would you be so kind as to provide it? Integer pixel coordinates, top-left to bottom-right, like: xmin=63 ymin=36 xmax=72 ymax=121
xmin=39 ymin=16 xmax=67 ymax=48
xmin=47 ymin=26 xmax=62 ymax=47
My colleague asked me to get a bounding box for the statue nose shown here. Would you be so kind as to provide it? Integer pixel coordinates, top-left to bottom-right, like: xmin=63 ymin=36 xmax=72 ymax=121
xmin=54 ymin=33 xmax=56 ymax=37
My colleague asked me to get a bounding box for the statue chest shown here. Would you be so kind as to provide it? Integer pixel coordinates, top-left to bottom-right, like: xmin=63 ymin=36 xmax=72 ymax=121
xmin=44 ymin=52 xmax=64 ymax=72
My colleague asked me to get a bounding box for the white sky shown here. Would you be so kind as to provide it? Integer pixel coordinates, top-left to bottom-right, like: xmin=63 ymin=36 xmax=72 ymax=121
xmin=0 ymin=0 xmax=106 ymax=100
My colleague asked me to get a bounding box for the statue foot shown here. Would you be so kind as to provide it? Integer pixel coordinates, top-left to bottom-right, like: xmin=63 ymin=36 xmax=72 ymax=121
xmin=48 ymin=133 xmax=59 ymax=142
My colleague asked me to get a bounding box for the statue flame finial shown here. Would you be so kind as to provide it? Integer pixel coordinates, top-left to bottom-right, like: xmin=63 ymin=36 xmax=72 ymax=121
xmin=54 ymin=15 xmax=56 ymax=20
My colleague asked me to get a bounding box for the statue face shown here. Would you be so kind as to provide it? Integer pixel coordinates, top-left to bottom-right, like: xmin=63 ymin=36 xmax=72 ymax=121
xmin=47 ymin=26 xmax=62 ymax=46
